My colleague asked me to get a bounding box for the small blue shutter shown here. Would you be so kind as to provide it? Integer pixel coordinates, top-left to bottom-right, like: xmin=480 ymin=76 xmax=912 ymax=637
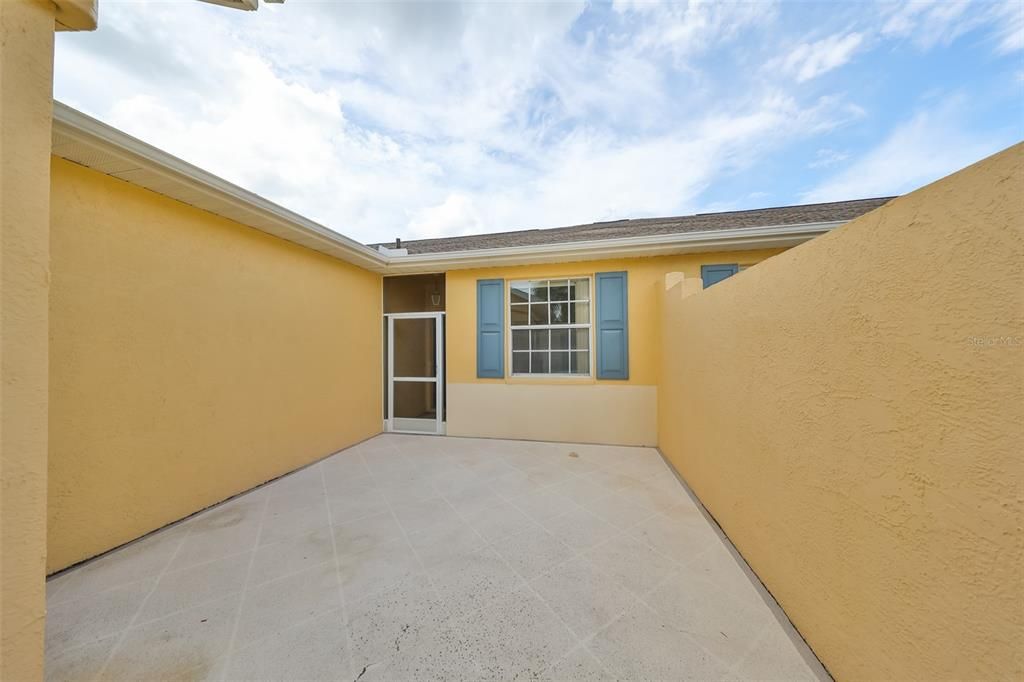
xmin=701 ymin=264 xmax=739 ymax=289
xmin=477 ymin=279 xmax=504 ymax=378
xmin=595 ymin=272 xmax=628 ymax=380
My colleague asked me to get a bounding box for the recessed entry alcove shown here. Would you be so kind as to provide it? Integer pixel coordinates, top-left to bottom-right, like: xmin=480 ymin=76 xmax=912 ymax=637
xmin=383 ymin=274 xmax=447 ymax=434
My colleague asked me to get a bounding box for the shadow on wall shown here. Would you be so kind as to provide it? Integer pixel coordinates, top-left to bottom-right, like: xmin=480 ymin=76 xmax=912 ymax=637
xmin=657 ymin=144 xmax=1023 ymax=681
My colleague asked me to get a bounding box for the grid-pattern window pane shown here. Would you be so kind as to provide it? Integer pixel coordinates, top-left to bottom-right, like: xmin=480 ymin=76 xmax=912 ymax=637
xmin=551 ymin=328 xmax=569 ymax=351
xmin=510 ymin=283 xmax=530 ymax=304
xmin=510 ymin=278 xmax=590 ymax=375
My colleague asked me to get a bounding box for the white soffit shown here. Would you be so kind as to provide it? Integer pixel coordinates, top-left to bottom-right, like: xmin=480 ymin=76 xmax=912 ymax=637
xmin=52 ymin=103 xmax=844 ymax=276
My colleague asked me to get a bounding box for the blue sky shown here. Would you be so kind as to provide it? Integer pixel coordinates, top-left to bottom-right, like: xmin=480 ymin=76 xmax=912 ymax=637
xmin=55 ymin=1 xmax=1023 ymax=244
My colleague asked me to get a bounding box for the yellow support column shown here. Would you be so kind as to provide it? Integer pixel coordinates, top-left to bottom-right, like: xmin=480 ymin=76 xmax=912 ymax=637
xmin=0 ymin=2 xmax=56 ymax=677
xmin=0 ymin=0 xmax=94 ymax=676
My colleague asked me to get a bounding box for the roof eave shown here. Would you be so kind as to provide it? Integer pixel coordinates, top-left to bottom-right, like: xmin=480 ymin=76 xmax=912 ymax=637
xmin=381 ymin=221 xmax=844 ymax=274
xmin=51 ymin=103 xmax=389 ymax=273
xmin=51 ymin=103 xmax=848 ymax=277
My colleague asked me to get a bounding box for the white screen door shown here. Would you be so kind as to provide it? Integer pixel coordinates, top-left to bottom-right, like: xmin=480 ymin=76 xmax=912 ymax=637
xmin=386 ymin=312 xmax=444 ymax=434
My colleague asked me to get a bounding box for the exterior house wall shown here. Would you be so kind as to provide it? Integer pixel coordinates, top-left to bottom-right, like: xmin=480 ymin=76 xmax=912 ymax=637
xmin=657 ymin=144 xmax=1024 ymax=680
xmin=444 ymin=249 xmax=784 ymax=446
xmin=0 ymin=1 xmax=57 ymax=677
xmin=48 ymin=158 xmax=384 ymax=573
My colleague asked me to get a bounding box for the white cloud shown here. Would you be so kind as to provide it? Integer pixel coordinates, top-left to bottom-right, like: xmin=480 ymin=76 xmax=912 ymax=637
xmin=96 ymin=51 xmax=445 ymax=241
xmin=409 ymin=194 xmax=484 ymax=239
xmin=614 ymin=0 xmax=778 ymax=62
xmin=809 ymin=148 xmax=850 ymax=169
xmin=802 ymin=100 xmax=1011 ymax=202
xmin=52 ymin=1 xmax=1018 ymax=244
xmin=880 ymin=0 xmax=1023 ymax=53
xmin=773 ymin=32 xmax=864 ymax=82
xmin=414 ymin=92 xmax=862 ymax=236
xmin=57 ymin=1 xmax=835 ymax=243
xmin=881 ymin=0 xmax=973 ymax=49
xmin=55 ymin=2 xmax=589 ymax=242
xmin=989 ymin=0 xmax=1024 ymax=54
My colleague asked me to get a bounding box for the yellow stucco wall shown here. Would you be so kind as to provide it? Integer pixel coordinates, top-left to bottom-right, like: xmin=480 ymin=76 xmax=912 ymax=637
xmin=445 ymin=251 xmax=784 ymax=445
xmin=53 ymin=0 xmax=97 ymax=31
xmin=0 ymin=2 xmax=56 ymax=678
xmin=658 ymin=144 xmax=1024 ymax=680
xmin=48 ymin=158 xmax=383 ymax=573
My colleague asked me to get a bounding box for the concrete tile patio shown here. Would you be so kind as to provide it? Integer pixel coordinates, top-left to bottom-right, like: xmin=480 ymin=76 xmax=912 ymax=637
xmin=44 ymin=435 xmax=829 ymax=681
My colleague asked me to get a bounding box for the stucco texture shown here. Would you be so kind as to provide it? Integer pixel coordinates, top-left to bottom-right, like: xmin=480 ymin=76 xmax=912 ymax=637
xmin=53 ymin=0 xmax=96 ymax=31
xmin=658 ymin=144 xmax=1024 ymax=680
xmin=1 ymin=1 xmax=55 ymax=678
xmin=48 ymin=158 xmax=383 ymax=573
xmin=445 ymin=251 xmax=783 ymax=445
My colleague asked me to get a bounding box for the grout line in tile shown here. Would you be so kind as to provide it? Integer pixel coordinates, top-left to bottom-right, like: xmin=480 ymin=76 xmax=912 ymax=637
xmin=434 ymin=473 xmax=592 ymax=678
xmin=48 ymin=434 xmax=398 ymax=589
xmin=154 ymin=543 xmax=257 ymax=580
xmin=124 ymin=550 xmax=341 ymax=637
xmin=93 ymin=516 xmax=196 ymax=681
xmin=487 ymin=527 xmax=581 ymax=580
xmin=557 ymin=580 xmax=679 ymax=680
xmin=514 ymin=552 xmax=617 ymax=678
xmin=430 ymin=485 xmax=518 ymax=679
xmin=321 ymin=460 xmax=358 ymax=681
xmin=355 ymin=444 xmax=482 ymax=678
xmin=517 ymin=536 xmax=638 ymax=645
xmin=217 ymin=493 xmax=270 ymax=681
xmin=576 ymin=460 xmax=778 ymax=674
xmin=45 ymin=571 xmax=157 ymax=612
xmin=725 ymin=621 xmax=800 ymax=677
xmin=523 ymin=537 xmax=604 ymax=590
xmin=623 ymin=551 xmax=752 ymax=674
xmin=359 ymin=448 xmax=446 ymax=581
xmin=225 ymin=605 xmax=349 ymax=665
xmin=54 ymin=438 xmax=781 ymax=682
xmin=501 ymin=487 xmax=579 ymax=527
xmin=722 ymin=628 xmax=778 ymax=676
xmin=536 ymin=637 xmax=616 ymax=680
xmin=578 ymin=643 xmax=615 ymax=679
xmin=436 ymin=450 xmax=679 ymax=583
xmin=42 ymin=630 xmax=120 ymax=673
xmin=129 ymin=583 xmax=247 ymax=632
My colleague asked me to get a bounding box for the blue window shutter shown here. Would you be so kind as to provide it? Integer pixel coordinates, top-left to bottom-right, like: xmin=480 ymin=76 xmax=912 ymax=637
xmin=476 ymin=279 xmax=504 ymax=378
xmin=596 ymin=271 xmax=629 ymax=380
xmin=701 ymin=263 xmax=739 ymax=289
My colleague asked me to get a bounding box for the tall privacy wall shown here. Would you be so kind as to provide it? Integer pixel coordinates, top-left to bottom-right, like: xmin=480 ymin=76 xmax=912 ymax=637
xmin=48 ymin=157 xmax=383 ymax=573
xmin=658 ymin=144 xmax=1023 ymax=680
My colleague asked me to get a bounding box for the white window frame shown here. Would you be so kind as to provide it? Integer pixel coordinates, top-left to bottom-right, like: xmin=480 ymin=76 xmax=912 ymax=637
xmin=507 ymin=275 xmax=594 ymax=378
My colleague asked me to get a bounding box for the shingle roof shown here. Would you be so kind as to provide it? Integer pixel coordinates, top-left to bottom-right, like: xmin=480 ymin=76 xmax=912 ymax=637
xmin=373 ymin=197 xmax=895 ymax=255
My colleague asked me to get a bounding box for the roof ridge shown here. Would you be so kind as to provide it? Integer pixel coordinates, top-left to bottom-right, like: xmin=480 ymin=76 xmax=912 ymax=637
xmin=691 ymin=196 xmax=898 ymax=218
xmin=370 ymin=196 xmax=897 ymax=248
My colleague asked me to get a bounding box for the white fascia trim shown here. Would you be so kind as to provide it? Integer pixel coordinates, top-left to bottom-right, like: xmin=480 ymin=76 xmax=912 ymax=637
xmin=52 ymin=104 xmax=845 ymax=276
xmin=382 ymin=221 xmax=845 ymax=274
xmin=52 ymin=103 xmax=389 ymax=273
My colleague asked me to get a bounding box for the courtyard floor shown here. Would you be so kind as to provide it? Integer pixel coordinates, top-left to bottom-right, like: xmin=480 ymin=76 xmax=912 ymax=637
xmin=45 ymin=434 xmax=828 ymax=681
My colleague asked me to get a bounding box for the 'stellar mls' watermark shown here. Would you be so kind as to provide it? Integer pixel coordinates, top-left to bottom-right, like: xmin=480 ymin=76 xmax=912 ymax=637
xmin=965 ymin=335 xmax=1022 ymax=348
